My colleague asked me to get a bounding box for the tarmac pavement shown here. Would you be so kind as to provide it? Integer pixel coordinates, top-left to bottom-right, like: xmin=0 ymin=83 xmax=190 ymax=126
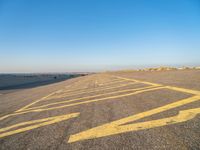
xmin=0 ymin=70 xmax=200 ymax=150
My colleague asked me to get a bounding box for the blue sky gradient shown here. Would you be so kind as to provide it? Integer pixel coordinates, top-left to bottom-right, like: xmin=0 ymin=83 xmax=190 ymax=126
xmin=0 ymin=0 xmax=200 ymax=72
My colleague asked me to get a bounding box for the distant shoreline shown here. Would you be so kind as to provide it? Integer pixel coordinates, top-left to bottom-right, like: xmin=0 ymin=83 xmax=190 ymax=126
xmin=0 ymin=73 xmax=86 ymax=93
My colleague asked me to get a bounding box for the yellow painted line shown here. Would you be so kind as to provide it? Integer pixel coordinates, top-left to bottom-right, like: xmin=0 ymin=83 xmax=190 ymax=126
xmin=55 ymin=79 xmax=126 ymax=96
xmin=0 ymin=112 xmax=79 ymax=138
xmin=0 ymin=86 xmax=164 ymax=120
xmin=165 ymin=86 xmax=200 ymax=95
xmin=47 ymin=82 xmax=139 ymax=100
xmin=23 ymin=86 xmax=156 ymax=111
xmin=0 ymin=114 xmax=13 ymax=121
xmin=113 ymin=76 xmax=161 ymax=86
xmin=113 ymin=75 xmax=200 ymax=95
xmin=97 ymin=80 xmax=130 ymax=86
xmin=15 ymin=87 xmax=164 ymax=113
xmin=96 ymin=79 xmax=131 ymax=87
xmin=68 ymin=95 xmax=200 ymax=143
xmin=63 ymin=77 xmax=91 ymax=90
xmin=55 ymin=89 xmax=64 ymax=94
xmin=0 ymin=75 xmax=97 ymax=120
xmin=1 ymin=76 xmax=112 ymax=120
xmin=65 ymin=81 xmax=133 ymax=94
xmin=16 ymin=91 xmax=59 ymax=112
xmin=97 ymin=79 xmax=126 ymax=85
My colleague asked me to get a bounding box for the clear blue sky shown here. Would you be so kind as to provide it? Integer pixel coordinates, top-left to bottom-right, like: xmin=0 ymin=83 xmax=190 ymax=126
xmin=0 ymin=0 xmax=200 ymax=72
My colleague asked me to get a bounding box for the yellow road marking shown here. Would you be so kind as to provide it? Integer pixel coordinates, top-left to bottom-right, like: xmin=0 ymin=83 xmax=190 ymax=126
xmin=16 ymin=91 xmax=59 ymax=112
xmin=53 ymin=79 xmax=127 ymax=96
xmin=16 ymin=79 xmax=91 ymax=112
xmin=97 ymin=79 xmax=128 ymax=86
xmin=58 ymin=81 xmax=137 ymax=95
xmin=19 ymin=87 xmax=163 ymax=113
xmin=0 ymin=112 xmax=79 ymax=138
xmin=0 ymin=114 xmax=12 ymax=121
xmin=16 ymin=76 xmax=117 ymax=112
xmin=68 ymin=95 xmax=200 ymax=143
xmin=17 ymin=79 xmax=91 ymax=112
xmin=0 ymin=86 xmax=163 ymax=120
xmin=1 ymin=76 xmax=121 ymax=120
xmin=22 ymin=86 xmax=155 ymax=111
xmin=47 ymin=82 xmax=139 ymax=100
xmin=165 ymin=86 xmax=200 ymax=95
xmin=113 ymin=76 xmax=161 ymax=86
xmin=1 ymin=75 xmax=200 ymax=141
xmin=114 ymin=75 xmax=200 ymax=95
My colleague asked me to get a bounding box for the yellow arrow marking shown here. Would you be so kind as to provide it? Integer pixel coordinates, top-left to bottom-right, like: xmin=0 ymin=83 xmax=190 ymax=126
xmin=68 ymin=95 xmax=200 ymax=143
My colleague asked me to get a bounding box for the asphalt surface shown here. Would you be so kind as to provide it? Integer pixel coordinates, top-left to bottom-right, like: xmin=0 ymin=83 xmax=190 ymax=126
xmin=0 ymin=70 xmax=200 ymax=150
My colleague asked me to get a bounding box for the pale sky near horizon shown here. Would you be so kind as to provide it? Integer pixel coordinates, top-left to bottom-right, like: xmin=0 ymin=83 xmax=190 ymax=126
xmin=0 ymin=0 xmax=200 ymax=73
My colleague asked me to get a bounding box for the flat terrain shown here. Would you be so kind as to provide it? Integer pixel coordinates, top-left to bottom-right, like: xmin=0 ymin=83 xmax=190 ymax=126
xmin=0 ymin=74 xmax=81 ymax=94
xmin=0 ymin=70 xmax=200 ymax=150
